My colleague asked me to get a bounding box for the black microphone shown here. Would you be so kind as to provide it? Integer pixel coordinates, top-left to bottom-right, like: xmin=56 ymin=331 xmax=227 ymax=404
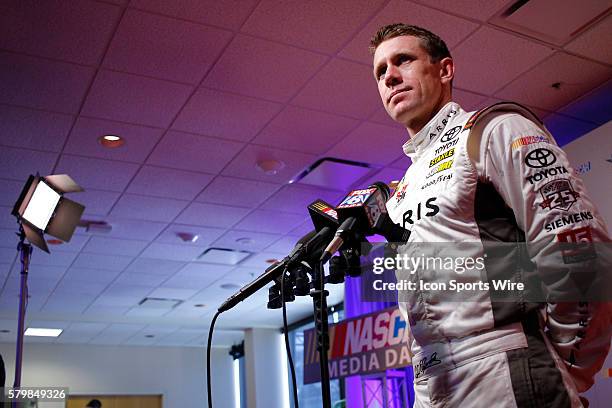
xmin=218 ymin=230 xmax=316 ymax=313
xmin=320 ymin=182 xmax=391 ymax=263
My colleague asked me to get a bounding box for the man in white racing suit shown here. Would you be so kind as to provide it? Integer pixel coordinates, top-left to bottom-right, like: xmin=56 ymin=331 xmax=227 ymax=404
xmin=370 ymin=23 xmax=611 ymax=407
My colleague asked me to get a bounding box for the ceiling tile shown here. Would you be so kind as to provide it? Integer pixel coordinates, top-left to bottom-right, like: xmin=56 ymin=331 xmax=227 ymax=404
xmin=110 ymin=194 xmax=189 ymax=222
xmin=42 ymin=294 xmax=93 ymax=313
xmin=127 ymin=166 xmax=214 ymax=200
xmin=0 ymin=146 xmax=57 ymax=182
xmin=0 ymin=106 xmax=73 ymax=152
xmin=195 ymin=176 xmax=280 ymax=208
xmin=47 ymin=233 xmax=90 ymax=253
xmin=125 ymin=258 xmax=186 ymax=276
xmin=155 ymin=224 xmax=225 ymax=247
xmin=64 ymin=117 xmax=164 ymax=163
xmin=84 ymin=305 xmax=130 ymax=317
xmin=173 ymin=87 xmax=282 ymax=142
xmin=175 ymin=202 xmax=250 ymax=228
xmin=76 ymin=189 xmax=121 ymax=217
xmin=0 ymin=0 xmax=120 ymax=65
xmin=264 ymin=235 xmax=302 ymax=255
xmin=326 ymin=121 xmax=408 ymax=166
xmin=129 ymin=0 xmax=259 ymax=30
xmin=82 ymin=237 xmax=149 ymax=257
xmin=0 ymin=179 xmax=27 ymax=206
xmin=292 ymin=58 xmax=382 ymax=119
xmin=414 ymin=0 xmax=510 ymax=21
xmin=90 ymin=218 xmax=168 ymax=241
xmin=564 ymin=14 xmax=612 ymax=65
xmin=495 ymin=52 xmax=612 ymax=111
xmin=212 ymin=230 xmax=282 ymax=251
xmin=0 ymin=52 xmax=95 ymax=114
xmin=114 ymin=272 xmax=169 ymax=288
xmin=147 ymin=130 xmax=243 ymax=173
xmin=139 ymin=243 xmax=205 ymax=261
xmin=260 ymin=184 xmax=341 ymax=214
xmin=81 ymin=70 xmax=193 ymax=128
xmin=55 ymin=154 xmax=140 ymax=192
xmin=233 ymin=210 xmax=307 ymax=234
xmin=242 ymin=0 xmax=385 ymax=54
xmin=89 ymin=323 xmax=147 ymax=345
xmin=0 ymin=207 xmax=16 ymax=229
xmin=61 ymin=267 xmax=120 ymax=285
xmin=239 ymin=251 xmax=285 ymax=268
xmin=104 ymin=283 xmax=152 ymax=299
xmin=253 ymin=106 xmax=359 ymax=154
xmin=360 ymin=166 xmax=407 ymax=188
xmin=104 ymin=9 xmax=232 ymax=84
xmin=54 ymin=280 xmax=108 ymax=296
xmin=204 ymin=35 xmax=327 ymax=102
xmin=338 ymin=0 xmax=479 ymax=64
xmin=222 ymin=145 xmax=317 ymax=184
xmin=169 ymin=263 xmax=232 ymax=288
xmin=148 ymin=287 xmax=198 ymax=300
xmin=452 ymin=26 xmax=555 ymax=94
xmin=72 ymin=252 xmax=134 ymax=272
xmin=30 ymin=250 xmax=78 ymax=267
xmin=289 ymin=219 xmax=317 ymax=237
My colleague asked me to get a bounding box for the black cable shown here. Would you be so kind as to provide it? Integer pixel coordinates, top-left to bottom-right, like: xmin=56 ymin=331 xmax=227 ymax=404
xmin=207 ymin=310 xmax=221 ymax=408
xmin=281 ymin=267 xmax=300 ymax=408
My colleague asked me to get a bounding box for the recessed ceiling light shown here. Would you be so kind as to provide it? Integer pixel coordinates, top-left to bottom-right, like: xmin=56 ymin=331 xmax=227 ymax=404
xmin=98 ymin=134 xmax=125 ymax=148
xmin=46 ymin=239 xmax=63 ymax=245
xmin=0 ymin=329 xmax=10 ymax=333
xmin=235 ymin=237 xmax=253 ymax=244
xmin=266 ymin=258 xmax=281 ymax=264
xmin=24 ymin=328 xmax=63 ymax=337
xmin=176 ymin=232 xmax=199 ymax=243
xmin=145 ymin=334 xmax=155 ymax=338
xmin=256 ymin=159 xmax=285 ymax=175
xmin=194 ymin=304 xmax=206 ymax=308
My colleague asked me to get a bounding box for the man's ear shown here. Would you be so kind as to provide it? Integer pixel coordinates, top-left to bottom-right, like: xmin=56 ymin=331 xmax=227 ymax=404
xmin=439 ymin=57 xmax=454 ymax=85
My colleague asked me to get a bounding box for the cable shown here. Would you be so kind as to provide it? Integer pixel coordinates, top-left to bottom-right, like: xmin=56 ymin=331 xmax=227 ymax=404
xmin=207 ymin=310 xmax=221 ymax=408
xmin=281 ymin=266 xmax=299 ymax=408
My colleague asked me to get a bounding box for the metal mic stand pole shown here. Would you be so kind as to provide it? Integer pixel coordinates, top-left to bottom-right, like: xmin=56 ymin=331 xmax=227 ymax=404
xmin=13 ymin=225 xmax=31 ymax=396
xmin=310 ymin=261 xmax=332 ymax=408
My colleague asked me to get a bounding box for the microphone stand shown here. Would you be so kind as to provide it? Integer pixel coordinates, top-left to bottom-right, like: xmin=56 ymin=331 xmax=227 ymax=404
xmin=310 ymin=261 xmax=332 ymax=408
xmin=13 ymin=225 xmax=31 ymax=406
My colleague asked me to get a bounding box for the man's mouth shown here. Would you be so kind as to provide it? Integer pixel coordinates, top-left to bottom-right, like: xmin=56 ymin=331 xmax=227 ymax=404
xmin=388 ymin=88 xmax=411 ymax=104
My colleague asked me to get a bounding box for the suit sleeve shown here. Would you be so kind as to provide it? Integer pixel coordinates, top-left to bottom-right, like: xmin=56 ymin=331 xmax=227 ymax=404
xmin=476 ymin=112 xmax=611 ymax=392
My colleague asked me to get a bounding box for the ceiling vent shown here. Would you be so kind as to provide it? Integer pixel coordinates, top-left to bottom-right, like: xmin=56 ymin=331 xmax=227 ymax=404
xmin=491 ymin=0 xmax=610 ymax=45
xmin=138 ymin=297 xmax=183 ymax=309
xmin=290 ymin=157 xmax=374 ymax=191
xmin=197 ymin=247 xmax=253 ymax=265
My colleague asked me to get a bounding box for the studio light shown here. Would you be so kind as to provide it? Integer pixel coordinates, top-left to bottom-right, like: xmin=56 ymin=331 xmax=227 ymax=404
xmin=10 ymin=173 xmax=85 ymax=390
xmin=12 ymin=174 xmax=85 ymax=253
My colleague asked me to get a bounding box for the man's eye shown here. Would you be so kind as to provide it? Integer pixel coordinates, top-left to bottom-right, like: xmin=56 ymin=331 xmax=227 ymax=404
xmin=377 ymin=68 xmax=386 ymax=80
xmin=398 ymin=55 xmax=412 ymax=64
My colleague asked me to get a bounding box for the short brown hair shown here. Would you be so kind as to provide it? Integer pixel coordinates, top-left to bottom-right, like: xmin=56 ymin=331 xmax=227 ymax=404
xmin=369 ymin=23 xmax=451 ymax=62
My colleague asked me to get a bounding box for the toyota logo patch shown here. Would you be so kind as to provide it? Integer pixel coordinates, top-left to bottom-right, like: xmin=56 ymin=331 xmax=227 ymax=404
xmin=525 ymin=148 xmax=556 ymax=168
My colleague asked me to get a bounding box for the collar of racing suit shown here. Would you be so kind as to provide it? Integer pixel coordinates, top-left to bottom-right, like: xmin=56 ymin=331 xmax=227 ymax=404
xmin=401 ymin=101 xmax=464 ymax=161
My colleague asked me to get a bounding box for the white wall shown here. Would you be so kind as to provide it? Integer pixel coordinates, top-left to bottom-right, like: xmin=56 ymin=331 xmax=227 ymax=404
xmin=244 ymin=328 xmax=288 ymax=408
xmin=0 ymin=342 xmax=236 ymax=408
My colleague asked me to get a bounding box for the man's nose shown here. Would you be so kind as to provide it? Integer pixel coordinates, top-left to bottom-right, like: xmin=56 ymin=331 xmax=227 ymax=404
xmin=385 ymin=65 xmax=402 ymax=87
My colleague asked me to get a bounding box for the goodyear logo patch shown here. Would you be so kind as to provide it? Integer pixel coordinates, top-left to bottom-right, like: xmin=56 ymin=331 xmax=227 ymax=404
xmin=429 ymin=148 xmax=455 ymax=168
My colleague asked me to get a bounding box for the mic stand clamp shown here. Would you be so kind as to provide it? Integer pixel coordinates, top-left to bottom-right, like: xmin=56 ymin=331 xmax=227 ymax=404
xmin=310 ymin=261 xmax=332 ymax=408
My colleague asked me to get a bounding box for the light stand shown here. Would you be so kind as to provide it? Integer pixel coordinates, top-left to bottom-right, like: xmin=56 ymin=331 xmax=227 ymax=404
xmin=13 ymin=226 xmax=31 ymax=391
xmin=310 ymin=261 xmax=332 ymax=408
xmin=10 ymin=174 xmax=84 ymax=394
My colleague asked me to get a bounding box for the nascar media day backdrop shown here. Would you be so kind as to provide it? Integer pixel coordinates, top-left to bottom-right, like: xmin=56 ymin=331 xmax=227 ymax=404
xmin=563 ymin=119 xmax=612 ymax=407
xmin=303 ymin=307 xmax=411 ymax=384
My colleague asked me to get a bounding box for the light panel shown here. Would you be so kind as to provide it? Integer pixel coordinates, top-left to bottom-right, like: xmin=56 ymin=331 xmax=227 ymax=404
xmin=24 ymin=327 xmax=63 ymax=337
xmin=22 ymin=181 xmax=60 ymax=230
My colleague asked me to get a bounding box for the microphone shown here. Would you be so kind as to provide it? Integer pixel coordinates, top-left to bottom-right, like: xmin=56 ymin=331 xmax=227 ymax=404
xmin=320 ymin=182 xmax=391 ymax=263
xmin=218 ymin=200 xmax=340 ymax=313
xmin=218 ymin=230 xmax=315 ymax=313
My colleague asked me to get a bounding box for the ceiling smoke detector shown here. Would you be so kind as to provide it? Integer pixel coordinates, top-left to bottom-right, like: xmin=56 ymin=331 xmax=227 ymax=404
xmin=98 ymin=134 xmax=125 ymax=148
xmin=256 ymin=158 xmax=285 ymax=175
xmin=176 ymin=232 xmax=199 ymax=242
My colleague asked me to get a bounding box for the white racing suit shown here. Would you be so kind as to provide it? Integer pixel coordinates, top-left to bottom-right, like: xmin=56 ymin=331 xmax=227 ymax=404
xmin=386 ymin=101 xmax=611 ymax=407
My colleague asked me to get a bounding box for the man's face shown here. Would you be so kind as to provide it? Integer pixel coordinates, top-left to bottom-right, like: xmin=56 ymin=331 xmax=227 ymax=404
xmin=373 ymin=35 xmax=447 ymax=128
